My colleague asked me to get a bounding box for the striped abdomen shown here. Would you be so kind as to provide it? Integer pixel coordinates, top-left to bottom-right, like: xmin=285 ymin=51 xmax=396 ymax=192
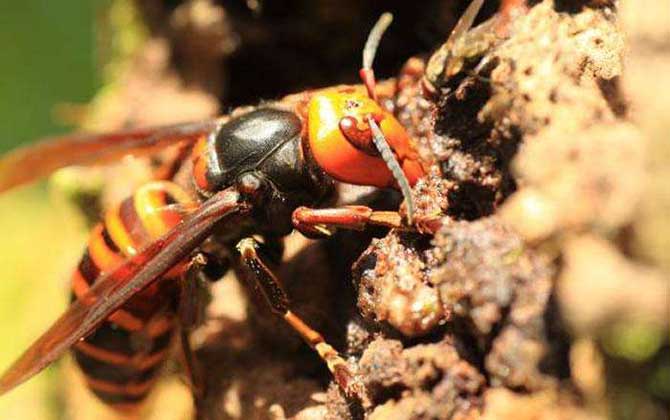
xmin=70 ymin=181 xmax=195 ymax=411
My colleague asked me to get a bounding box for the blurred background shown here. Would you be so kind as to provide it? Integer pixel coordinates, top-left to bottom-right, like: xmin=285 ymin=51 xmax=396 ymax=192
xmin=0 ymin=1 xmax=98 ymax=419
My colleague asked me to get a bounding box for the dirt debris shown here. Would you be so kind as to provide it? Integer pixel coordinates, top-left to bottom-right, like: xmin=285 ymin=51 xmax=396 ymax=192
xmin=433 ymin=218 xmax=562 ymax=391
xmin=353 ymin=233 xmax=442 ymax=338
xmin=358 ymin=337 xmax=485 ymax=420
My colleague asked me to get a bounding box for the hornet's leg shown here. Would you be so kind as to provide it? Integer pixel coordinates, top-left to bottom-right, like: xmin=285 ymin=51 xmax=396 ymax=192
xmin=177 ymin=253 xmax=224 ymax=416
xmin=236 ymin=237 xmax=371 ymax=407
xmin=292 ymin=205 xmax=442 ymax=238
xmin=177 ymin=326 xmax=205 ymax=415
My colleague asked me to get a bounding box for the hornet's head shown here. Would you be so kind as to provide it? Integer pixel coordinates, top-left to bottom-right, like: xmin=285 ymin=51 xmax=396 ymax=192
xmin=306 ymin=86 xmax=424 ymax=188
xmin=306 ymin=12 xmax=425 ymax=222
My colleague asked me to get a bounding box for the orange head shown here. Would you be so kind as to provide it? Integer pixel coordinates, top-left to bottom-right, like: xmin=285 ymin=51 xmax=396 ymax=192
xmin=306 ymin=85 xmax=424 ymax=188
xmin=308 ymin=12 xmax=424 ymax=223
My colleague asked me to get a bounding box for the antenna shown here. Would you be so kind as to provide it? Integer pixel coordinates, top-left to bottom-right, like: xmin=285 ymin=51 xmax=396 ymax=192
xmin=360 ymin=13 xmax=415 ymax=224
xmin=360 ymin=13 xmax=393 ymax=102
xmin=367 ymin=117 xmax=415 ymax=224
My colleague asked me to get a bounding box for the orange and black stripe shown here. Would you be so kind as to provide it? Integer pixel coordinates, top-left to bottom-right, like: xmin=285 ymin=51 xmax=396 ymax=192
xmin=70 ymin=181 xmax=195 ymax=410
xmin=191 ymin=136 xmax=213 ymax=193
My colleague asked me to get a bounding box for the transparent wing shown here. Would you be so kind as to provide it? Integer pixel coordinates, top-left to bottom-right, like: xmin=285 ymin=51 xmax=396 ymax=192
xmin=0 ymin=119 xmax=221 ymax=192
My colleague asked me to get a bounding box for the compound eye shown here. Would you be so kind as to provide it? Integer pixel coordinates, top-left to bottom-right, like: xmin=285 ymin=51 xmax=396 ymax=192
xmin=338 ymin=115 xmax=380 ymax=157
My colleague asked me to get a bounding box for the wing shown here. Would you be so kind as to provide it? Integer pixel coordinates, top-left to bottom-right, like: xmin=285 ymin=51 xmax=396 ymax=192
xmin=0 ymin=187 xmax=249 ymax=395
xmin=0 ymin=119 xmax=222 ymax=193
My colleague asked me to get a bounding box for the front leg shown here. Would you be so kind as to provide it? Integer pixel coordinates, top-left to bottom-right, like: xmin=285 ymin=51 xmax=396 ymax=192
xmin=292 ymin=205 xmax=441 ymax=237
xmin=236 ymin=237 xmax=371 ymax=407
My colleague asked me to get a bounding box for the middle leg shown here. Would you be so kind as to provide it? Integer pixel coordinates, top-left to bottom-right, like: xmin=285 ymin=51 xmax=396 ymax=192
xmin=236 ymin=237 xmax=370 ymax=407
